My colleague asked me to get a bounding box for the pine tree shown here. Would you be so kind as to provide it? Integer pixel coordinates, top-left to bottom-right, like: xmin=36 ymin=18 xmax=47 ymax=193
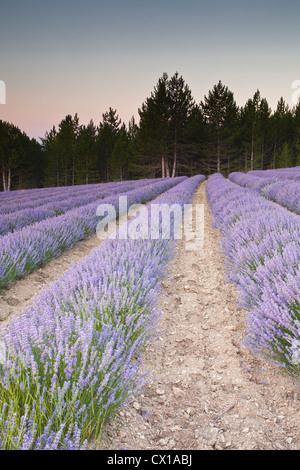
xmin=271 ymin=98 xmax=294 ymax=168
xmin=168 ymin=72 xmax=195 ymax=177
xmin=137 ymin=73 xmax=171 ymax=177
xmin=0 ymin=120 xmax=28 ymax=191
xmin=41 ymin=126 xmax=60 ymax=187
xmin=183 ymin=104 xmax=206 ymax=175
xmin=108 ymin=124 xmax=132 ymax=181
xmin=239 ymin=91 xmax=272 ymax=171
xmin=257 ymin=97 xmax=272 ymax=169
xmin=277 ymin=142 xmax=293 ymax=168
xmin=201 ymin=80 xmax=239 ymax=173
xmin=56 ymin=114 xmax=80 ymax=185
xmin=97 ymin=108 xmax=122 ymax=181
xmin=76 ymin=119 xmax=97 ymax=184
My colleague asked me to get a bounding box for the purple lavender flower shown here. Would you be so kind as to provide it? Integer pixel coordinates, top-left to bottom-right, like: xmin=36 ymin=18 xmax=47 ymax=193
xmin=207 ymin=173 xmax=300 ymax=377
xmin=0 ymin=175 xmax=205 ymax=450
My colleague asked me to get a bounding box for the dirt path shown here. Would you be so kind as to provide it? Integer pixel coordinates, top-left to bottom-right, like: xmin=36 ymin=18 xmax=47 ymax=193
xmin=0 ymin=232 xmax=104 ymax=328
xmin=99 ymin=181 xmax=300 ymax=451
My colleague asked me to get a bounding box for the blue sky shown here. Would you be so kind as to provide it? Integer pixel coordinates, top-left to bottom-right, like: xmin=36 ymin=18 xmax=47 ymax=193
xmin=0 ymin=0 xmax=300 ymax=140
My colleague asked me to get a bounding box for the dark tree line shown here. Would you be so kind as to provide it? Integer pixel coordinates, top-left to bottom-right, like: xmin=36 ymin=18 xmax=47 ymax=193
xmin=1 ymin=72 xmax=300 ymax=191
xmin=0 ymin=120 xmax=43 ymax=191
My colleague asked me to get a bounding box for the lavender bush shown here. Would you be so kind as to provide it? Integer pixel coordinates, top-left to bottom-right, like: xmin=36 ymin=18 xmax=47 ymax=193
xmin=0 ymin=177 xmax=186 ymax=288
xmin=0 ymin=179 xmax=159 ymax=217
xmin=0 ymin=179 xmax=159 ymax=236
xmin=206 ymin=173 xmax=300 ymax=378
xmin=229 ymin=171 xmax=300 ymax=215
xmin=0 ymin=175 xmax=204 ymax=450
xmin=248 ymin=167 xmax=300 ymax=181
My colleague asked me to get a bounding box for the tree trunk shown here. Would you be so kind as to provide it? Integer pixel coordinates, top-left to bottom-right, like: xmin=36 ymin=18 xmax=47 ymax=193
xmin=86 ymin=155 xmax=89 ymax=184
xmin=2 ymin=169 xmax=11 ymax=191
xmin=7 ymin=168 xmax=11 ymax=191
xmin=171 ymin=146 xmax=177 ymax=178
xmin=273 ymin=139 xmax=277 ymax=169
xmin=2 ymin=170 xmax=7 ymax=191
xmin=162 ymin=155 xmax=165 ymax=178
xmin=165 ymin=156 xmax=170 ymax=177
xmin=72 ymin=157 xmax=75 ymax=185
xmin=217 ymin=136 xmax=221 ymax=173
xmin=261 ymin=143 xmax=264 ymax=170
xmin=250 ymin=122 xmax=255 ymax=171
xmin=56 ymin=153 xmax=60 ymax=186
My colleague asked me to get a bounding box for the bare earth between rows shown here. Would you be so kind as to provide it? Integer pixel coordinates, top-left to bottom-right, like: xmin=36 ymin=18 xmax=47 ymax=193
xmin=1 ymin=182 xmax=300 ymax=450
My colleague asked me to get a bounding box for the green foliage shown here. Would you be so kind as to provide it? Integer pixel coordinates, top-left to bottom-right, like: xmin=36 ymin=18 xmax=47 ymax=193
xmin=2 ymin=73 xmax=300 ymax=190
xmin=277 ymin=142 xmax=294 ymax=168
xmin=0 ymin=120 xmax=43 ymax=191
xmin=136 ymin=72 xmax=196 ymax=177
xmin=200 ymin=80 xmax=239 ymax=174
xmin=96 ymin=108 xmax=122 ymax=182
xmin=239 ymin=90 xmax=272 ymax=171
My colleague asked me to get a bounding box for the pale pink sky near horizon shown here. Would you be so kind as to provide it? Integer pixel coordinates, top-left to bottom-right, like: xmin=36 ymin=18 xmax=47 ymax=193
xmin=1 ymin=0 xmax=300 ymax=142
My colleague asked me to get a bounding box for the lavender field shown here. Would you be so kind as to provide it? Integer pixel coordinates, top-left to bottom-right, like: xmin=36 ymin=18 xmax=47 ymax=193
xmin=0 ymin=175 xmax=205 ymax=449
xmin=0 ymin=169 xmax=300 ymax=450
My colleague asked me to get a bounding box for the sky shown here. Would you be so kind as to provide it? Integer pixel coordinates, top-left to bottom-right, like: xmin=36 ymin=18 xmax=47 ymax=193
xmin=0 ymin=0 xmax=300 ymax=142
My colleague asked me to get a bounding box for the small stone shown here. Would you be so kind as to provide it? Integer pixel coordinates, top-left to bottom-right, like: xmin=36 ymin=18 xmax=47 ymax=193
xmin=172 ymin=386 xmax=184 ymax=398
xmin=158 ymin=438 xmax=169 ymax=446
xmin=133 ymin=401 xmax=141 ymax=410
xmin=169 ymin=439 xmax=176 ymax=448
xmin=170 ymin=425 xmax=182 ymax=432
xmin=156 ymin=389 xmax=165 ymax=395
xmin=225 ymin=325 xmax=237 ymax=331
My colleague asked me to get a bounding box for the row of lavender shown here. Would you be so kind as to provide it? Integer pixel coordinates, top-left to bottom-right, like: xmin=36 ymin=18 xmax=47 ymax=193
xmin=0 ymin=177 xmax=186 ymax=288
xmin=0 ymin=179 xmax=159 ymax=236
xmin=0 ymin=179 xmax=160 ymax=215
xmin=248 ymin=166 xmax=300 ymax=181
xmin=0 ymin=182 xmax=111 ymax=208
xmin=0 ymin=174 xmax=205 ymax=449
xmin=0 ymin=179 xmax=148 ymax=202
xmin=206 ymin=173 xmax=300 ymax=379
xmin=229 ymin=171 xmax=300 ymax=215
